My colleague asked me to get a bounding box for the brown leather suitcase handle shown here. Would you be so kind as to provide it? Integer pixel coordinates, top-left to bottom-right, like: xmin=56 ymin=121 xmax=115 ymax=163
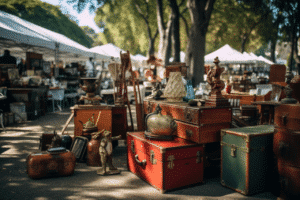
xmin=135 ymin=155 xmax=146 ymax=166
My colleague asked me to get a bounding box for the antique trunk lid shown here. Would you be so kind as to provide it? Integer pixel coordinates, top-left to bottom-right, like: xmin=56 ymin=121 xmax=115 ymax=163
xmin=144 ymin=100 xmax=232 ymax=125
xmin=129 ymin=132 xmax=201 ymax=162
xmin=221 ymin=125 xmax=274 ymax=195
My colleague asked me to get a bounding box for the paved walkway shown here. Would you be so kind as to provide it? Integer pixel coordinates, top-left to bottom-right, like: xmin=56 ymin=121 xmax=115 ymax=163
xmin=0 ymin=108 xmax=278 ymax=200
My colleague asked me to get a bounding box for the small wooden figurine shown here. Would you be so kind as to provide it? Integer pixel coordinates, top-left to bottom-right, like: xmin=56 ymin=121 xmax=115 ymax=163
xmin=97 ymin=130 xmax=122 ymax=175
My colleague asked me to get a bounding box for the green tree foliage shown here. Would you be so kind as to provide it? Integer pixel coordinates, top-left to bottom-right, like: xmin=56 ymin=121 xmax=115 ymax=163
xmin=93 ymin=0 xmax=157 ymax=55
xmin=0 ymin=0 xmax=93 ymax=48
xmin=206 ymin=0 xmax=273 ymax=54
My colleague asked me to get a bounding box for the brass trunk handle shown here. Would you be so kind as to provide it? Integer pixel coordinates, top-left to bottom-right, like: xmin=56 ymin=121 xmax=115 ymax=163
xmin=135 ymin=155 xmax=146 ymax=166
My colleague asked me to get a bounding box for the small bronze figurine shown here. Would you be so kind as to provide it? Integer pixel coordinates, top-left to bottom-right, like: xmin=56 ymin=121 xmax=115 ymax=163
xmin=97 ymin=130 xmax=122 ymax=175
xmin=205 ymin=57 xmax=230 ymax=107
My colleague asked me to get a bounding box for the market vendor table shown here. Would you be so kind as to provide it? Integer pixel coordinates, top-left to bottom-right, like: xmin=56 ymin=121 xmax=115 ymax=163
xmin=252 ymin=101 xmax=281 ymax=125
xmin=8 ymin=87 xmax=47 ymax=119
xmin=71 ymin=104 xmax=127 ymax=140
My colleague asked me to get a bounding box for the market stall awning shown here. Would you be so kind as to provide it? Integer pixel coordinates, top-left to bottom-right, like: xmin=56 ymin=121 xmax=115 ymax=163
xmin=0 ymin=10 xmax=110 ymax=62
xmin=205 ymin=44 xmax=256 ymax=64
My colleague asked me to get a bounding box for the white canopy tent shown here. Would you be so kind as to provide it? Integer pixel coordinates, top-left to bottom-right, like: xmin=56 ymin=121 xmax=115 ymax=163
xmin=90 ymin=43 xmax=145 ymax=64
xmin=258 ymin=56 xmax=274 ymax=65
xmin=0 ymin=10 xmax=110 ymax=62
xmin=205 ymin=44 xmax=256 ymax=65
xmin=90 ymin=43 xmax=126 ymax=62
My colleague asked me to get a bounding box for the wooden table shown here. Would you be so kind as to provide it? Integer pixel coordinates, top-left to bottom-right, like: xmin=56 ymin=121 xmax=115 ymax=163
xmin=71 ymin=104 xmax=127 ymax=140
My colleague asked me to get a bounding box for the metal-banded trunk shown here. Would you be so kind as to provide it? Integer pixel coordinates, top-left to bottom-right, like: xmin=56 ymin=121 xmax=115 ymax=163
xmin=220 ymin=125 xmax=274 ymax=195
xmin=127 ymin=132 xmax=204 ymax=193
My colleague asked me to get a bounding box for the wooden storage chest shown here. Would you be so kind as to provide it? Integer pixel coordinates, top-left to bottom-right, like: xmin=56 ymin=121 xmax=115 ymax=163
xmin=144 ymin=100 xmax=232 ymax=144
xmin=127 ymin=132 xmax=204 ymax=193
xmin=221 ymin=125 xmax=275 ymax=195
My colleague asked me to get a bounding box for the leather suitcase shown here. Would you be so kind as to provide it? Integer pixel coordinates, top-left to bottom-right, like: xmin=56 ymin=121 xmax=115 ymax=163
xmin=277 ymin=161 xmax=300 ymax=199
xmin=176 ymin=120 xmax=231 ymax=144
xmin=127 ymin=132 xmax=204 ymax=193
xmin=221 ymin=125 xmax=275 ymax=195
xmin=26 ymin=147 xmax=76 ymax=179
xmin=274 ymin=104 xmax=300 ymax=131
xmin=273 ymin=127 xmax=300 ymax=168
xmin=144 ymin=100 xmax=232 ymax=126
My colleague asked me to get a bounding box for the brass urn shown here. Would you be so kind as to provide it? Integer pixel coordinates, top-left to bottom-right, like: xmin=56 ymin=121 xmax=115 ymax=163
xmin=80 ymin=116 xmax=98 ymax=136
xmin=80 ymin=78 xmax=99 ymax=98
xmin=145 ymin=105 xmax=177 ymax=140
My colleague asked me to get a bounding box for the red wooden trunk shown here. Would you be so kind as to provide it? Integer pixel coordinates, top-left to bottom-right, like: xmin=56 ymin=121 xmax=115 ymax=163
xmin=144 ymin=100 xmax=232 ymax=144
xmin=274 ymin=127 xmax=300 ymax=168
xmin=277 ymin=161 xmax=300 ymax=199
xmin=274 ymin=104 xmax=300 ymax=130
xmin=26 ymin=147 xmax=76 ymax=179
xmin=127 ymin=132 xmax=204 ymax=193
xmin=144 ymin=100 xmax=232 ymax=126
xmin=176 ymin=120 xmax=231 ymax=144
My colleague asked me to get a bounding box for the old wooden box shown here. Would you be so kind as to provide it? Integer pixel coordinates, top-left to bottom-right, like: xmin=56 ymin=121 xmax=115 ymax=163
xmin=221 ymin=125 xmax=275 ymax=195
xmin=144 ymin=100 xmax=232 ymax=126
xmin=176 ymin=120 xmax=231 ymax=144
xmin=277 ymin=161 xmax=300 ymax=199
xmin=26 ymin=147 xmax=76 ymax=179
xmin=127 ymin=132 xmax=204 ymax=193
xmin=274 ymin=127 xmax=300 ymax=168
xmin=144 ymin=100 xmax=232 ymax=144
xmin=274 ymin=104 xmax=300 ymax=131
xmin=71 ymin=105 xmax=127 ymax=139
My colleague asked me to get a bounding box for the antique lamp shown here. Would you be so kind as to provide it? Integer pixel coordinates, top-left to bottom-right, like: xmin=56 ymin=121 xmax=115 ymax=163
xmin=161 ymin=72 xmax=186 ymax=102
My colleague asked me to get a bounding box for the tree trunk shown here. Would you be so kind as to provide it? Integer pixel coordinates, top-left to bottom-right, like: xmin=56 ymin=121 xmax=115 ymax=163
xmin=186 ymin=0 xmax=215 ymax=87
xmin=289 ymin=33 xmax=295 ymax=72
xmin=157 ymin=0 xmax=166 ymax=59
xmin=293 ymin=36 xmax=300 ymax=75
xmin=156 ymin=0 xmax=174 ymax=66
xmin=270 ymin=39 xmax=277 ymax=63
xmin=240 ymin=34 xmax=248 ymax=53
xmin=170 ymin=0 xmax=180 ymax=62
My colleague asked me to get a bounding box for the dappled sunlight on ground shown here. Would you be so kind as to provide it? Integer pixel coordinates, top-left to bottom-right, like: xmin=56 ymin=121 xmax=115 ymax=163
xmin=0 ymin=108 xmax=277 ymax=200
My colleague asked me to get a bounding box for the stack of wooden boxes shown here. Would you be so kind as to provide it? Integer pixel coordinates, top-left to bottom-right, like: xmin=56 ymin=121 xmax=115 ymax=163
xmin=127 ymin=99 xmax=232 ymax=193
xmin=273 ymin=104 xmax=300 ymax=199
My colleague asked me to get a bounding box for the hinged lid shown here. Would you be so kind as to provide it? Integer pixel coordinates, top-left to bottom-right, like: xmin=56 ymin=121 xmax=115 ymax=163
xmin=128 ymin=132 xmax=202 ymax=162
xmin=221 ymin=125 xmax=274 ymax=138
